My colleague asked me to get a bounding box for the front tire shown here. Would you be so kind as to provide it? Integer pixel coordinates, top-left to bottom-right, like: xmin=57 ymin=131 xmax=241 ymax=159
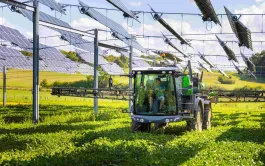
xmin=187 ymin=105 xmax=203 ymax=132
xmin=131 ymin=121 xmax=151 ymax=132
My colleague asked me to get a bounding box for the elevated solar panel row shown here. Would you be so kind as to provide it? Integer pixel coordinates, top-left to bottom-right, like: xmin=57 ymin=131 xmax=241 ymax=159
xmin=14 ymin=9 xmax=104 ymax=55
xmin=100 ymin=62 xmax=124 ymax=75
xmin=224 ymin=7 xmax=253 ymax=50
xmin=194 ymin=0 xmax=221 ymax=26
xmin=106 ymin=0 xmax=139 ymax=21
xmin=75 ymin=48 xmax=109 ymax=65
xmin=38 ymin=0 xmax=65 ymax=14
xmin=79 ymin=0 xmax=132 ymax=39
xmin=132 ymin=59 xmax=150 ymax=68
xmin=0 ymin=24 xmax=31 ymax=48
xmin=0 ymin=45 xmax=94 ymax=75
xmin=112 ymin=32 xmax=146 ymax=53
xmin=18 ymin=8 xmax=71 ymax=28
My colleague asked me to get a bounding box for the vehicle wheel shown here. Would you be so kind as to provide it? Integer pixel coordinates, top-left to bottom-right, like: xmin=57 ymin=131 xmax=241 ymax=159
xmin=203 ymin=105 xmax=212 ymax=130
xmin=131 ymin=121 xmax=151 ymax=132
xmin=186 ymin=105 xmax=203 ymax=132
xmin=154 ymin=123 xmax=167 ymax=130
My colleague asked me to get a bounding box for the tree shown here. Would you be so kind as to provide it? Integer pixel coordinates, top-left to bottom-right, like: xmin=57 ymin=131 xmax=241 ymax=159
xmin=40 ymin=79 xmax=49 ymax=88
xmin=251 ymin=51 xmax=265 ymax=66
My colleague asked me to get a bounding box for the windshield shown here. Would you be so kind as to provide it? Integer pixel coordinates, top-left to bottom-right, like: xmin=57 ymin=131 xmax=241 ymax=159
xmin=134 ymin=73 xmax=177 ymax=115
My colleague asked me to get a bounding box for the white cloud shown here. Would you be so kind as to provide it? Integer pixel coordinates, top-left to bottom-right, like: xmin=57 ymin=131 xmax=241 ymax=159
xmin=256 ymin=0 xmax=263 ymax=3
xmin=129 ymin=1 xmax=142 ymax=7
xmin=188 ymin=0 xmax=195 ymax=5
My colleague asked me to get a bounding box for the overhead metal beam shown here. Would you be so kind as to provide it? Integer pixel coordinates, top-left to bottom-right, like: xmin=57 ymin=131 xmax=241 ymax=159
xmin=39 ymin=21 xmax=94 ymax=37
xmin=0 ymin=0 xmax=35 ymax=11
xmin=98 ymin=42 xmax=128 ymax=52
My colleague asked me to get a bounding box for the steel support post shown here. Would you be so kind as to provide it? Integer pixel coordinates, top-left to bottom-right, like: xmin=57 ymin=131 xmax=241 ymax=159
xmin=32 ymin=0 xmax=39 ymax=124
xmin=93 ymin=29 xmax=99 ymax=115
xmin=129 ymin=45 xmax=133 ymax=112
xmin=3 ymin=66 xmax=6 ymax=106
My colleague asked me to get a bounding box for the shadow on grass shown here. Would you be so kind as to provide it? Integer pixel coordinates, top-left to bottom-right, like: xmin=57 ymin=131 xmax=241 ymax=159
xmin=216 ymin=127 xmax=265 ymax=144
xmin=0 ymin=134 xmax=34 ymax=152
xmin=1 ymin=125 xmax=204 ymax=166
xmin=0 ymin=123 xmax=102 ymax=135
xmin=0 ymin=104 xmax=123 ymax=124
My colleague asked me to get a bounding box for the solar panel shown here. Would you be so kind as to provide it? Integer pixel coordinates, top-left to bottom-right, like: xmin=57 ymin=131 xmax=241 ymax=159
xmin=79 ymin=0 xmax=132 ymax=39
xmin=232 ymin=61 xmax=243 ymax=74
xmin=118 ymin=50 xmax=139 ymax=58
xmin=224 ymin=6 xmax=253 ymax=50
xmin=150 ymin=6 xmax=192 ymax=47
xmin=76 ymin=63 xmax=94 ymax=75
xmin=194 ymin=0 xmax=221 ymax=26
xmin=18 ymin=8 xmax=71 ymax=28
xmin=162 ymin=34 xmax=189 ymax=58
xmin=106 ymin=0 xmax=139 ymax=22
xmin=197 ymin=60 xmax=213 ymax=73
xmin=112 ymin=32 xmax=146 ymax=53
xmin=132 ymin=59 xmax=150 ymax=68
xmin=240 ymin=51 xmax=256 ymax=72
xmin=0 ymin=24 xmax=31 ymax=48
xmin=0 ymin=46 xmax=32 ymax=69
xmin=39 ymin=0 xmax=65 ymax=14
xmin=15 ymin=8 xmax=105 ymax=55
xmin=75 ymin=49 xmax=109 ymax=65
xmin=49 ymin=28 xmax=105 ymax=55
xmin=197 ymin=51 xmax=214 ymax=68
xmin=216 ymin=67 xmax=229 ymax=78
xmin=216 ymin=35 xmax=238 ymax=63
xmin=100 ymin=62 xmax=125 ymax=75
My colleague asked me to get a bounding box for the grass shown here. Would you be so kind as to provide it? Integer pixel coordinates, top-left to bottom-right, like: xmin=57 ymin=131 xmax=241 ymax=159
xmin=202 ymin=71 xmax=265 ymax=90
xmin=0 ymin=89 xmax=265 ymax=165
xmin=0 ymin=70 xmax=264 ymax=165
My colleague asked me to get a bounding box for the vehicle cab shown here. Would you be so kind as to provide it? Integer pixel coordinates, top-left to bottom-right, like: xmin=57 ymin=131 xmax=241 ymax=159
xmin=131 ymin=66 xmax=193 ymax=124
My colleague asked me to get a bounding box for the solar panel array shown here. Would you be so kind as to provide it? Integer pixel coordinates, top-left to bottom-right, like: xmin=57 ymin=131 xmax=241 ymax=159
xmin=16 ymin=9 xmax=105 ymax=55
xmin=75 ymin=49 xmax=109 ymax=65
xmin=119 ymin=50 xmax=141 ymax=58
xmin=132 ymin=59 xmax=150 ymax=68
xmin=150 ymin=7 xmax=192 ymax=47
xmin=112 ymin=32 xmax=146 ymax=53
xmin=0 ymin=24 xmax=31 ymax=48
xmin=19 ymin=9 xmax=71 ymax=28
xmin=0 ymin=46 xmax=32 ymax=70
xmin=224 ymin=6 xmax=253 ymax=50
xmin=79 ymin=0 xmax=132 ymax=39
xmin=100 ymin=62 xmax=124 ymax=75
xmin=39 ymin=0 xmax=66 ymax=14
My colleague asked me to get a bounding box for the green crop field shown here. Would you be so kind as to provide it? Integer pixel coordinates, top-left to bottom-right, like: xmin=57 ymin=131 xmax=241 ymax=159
xmin=0 ymin=70 xmax=265 ymax=165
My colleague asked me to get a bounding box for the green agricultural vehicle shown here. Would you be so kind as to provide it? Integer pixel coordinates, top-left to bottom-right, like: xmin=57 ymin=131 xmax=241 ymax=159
xmin=130 ymin=62 xmax=212 ymax=132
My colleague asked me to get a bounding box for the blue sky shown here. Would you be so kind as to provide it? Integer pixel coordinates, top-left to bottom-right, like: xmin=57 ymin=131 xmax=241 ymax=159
xmin=0 ymin=0 xmax=264 ymax=70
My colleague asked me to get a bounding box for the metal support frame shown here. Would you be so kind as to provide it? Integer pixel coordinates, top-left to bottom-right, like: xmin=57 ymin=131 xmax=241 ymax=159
xmin=129 ymin=45 xmax=133 ymax=112
xmin=94 ymin=29 xmax=99 ymax=115
xmin=32 ymin=0 xmax=39 ymax=124
xmin=3 ymin=66 xmax=6 ymax=106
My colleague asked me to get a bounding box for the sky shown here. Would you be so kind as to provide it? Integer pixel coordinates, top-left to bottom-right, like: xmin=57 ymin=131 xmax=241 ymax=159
xmin=0 ymin=0 xmax=265 ymax=70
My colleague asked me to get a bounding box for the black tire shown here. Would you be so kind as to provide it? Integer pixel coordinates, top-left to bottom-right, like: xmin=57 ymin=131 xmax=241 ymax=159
xmin=186 ymin=105 xmax=203 ymax=132
xmin=203 ymin=105 xmax=212 ymax=130
xmin=154 ymin=123 xmax=167 ymax=130
xmin=131 ymin=121 xmax=151 ymax=132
